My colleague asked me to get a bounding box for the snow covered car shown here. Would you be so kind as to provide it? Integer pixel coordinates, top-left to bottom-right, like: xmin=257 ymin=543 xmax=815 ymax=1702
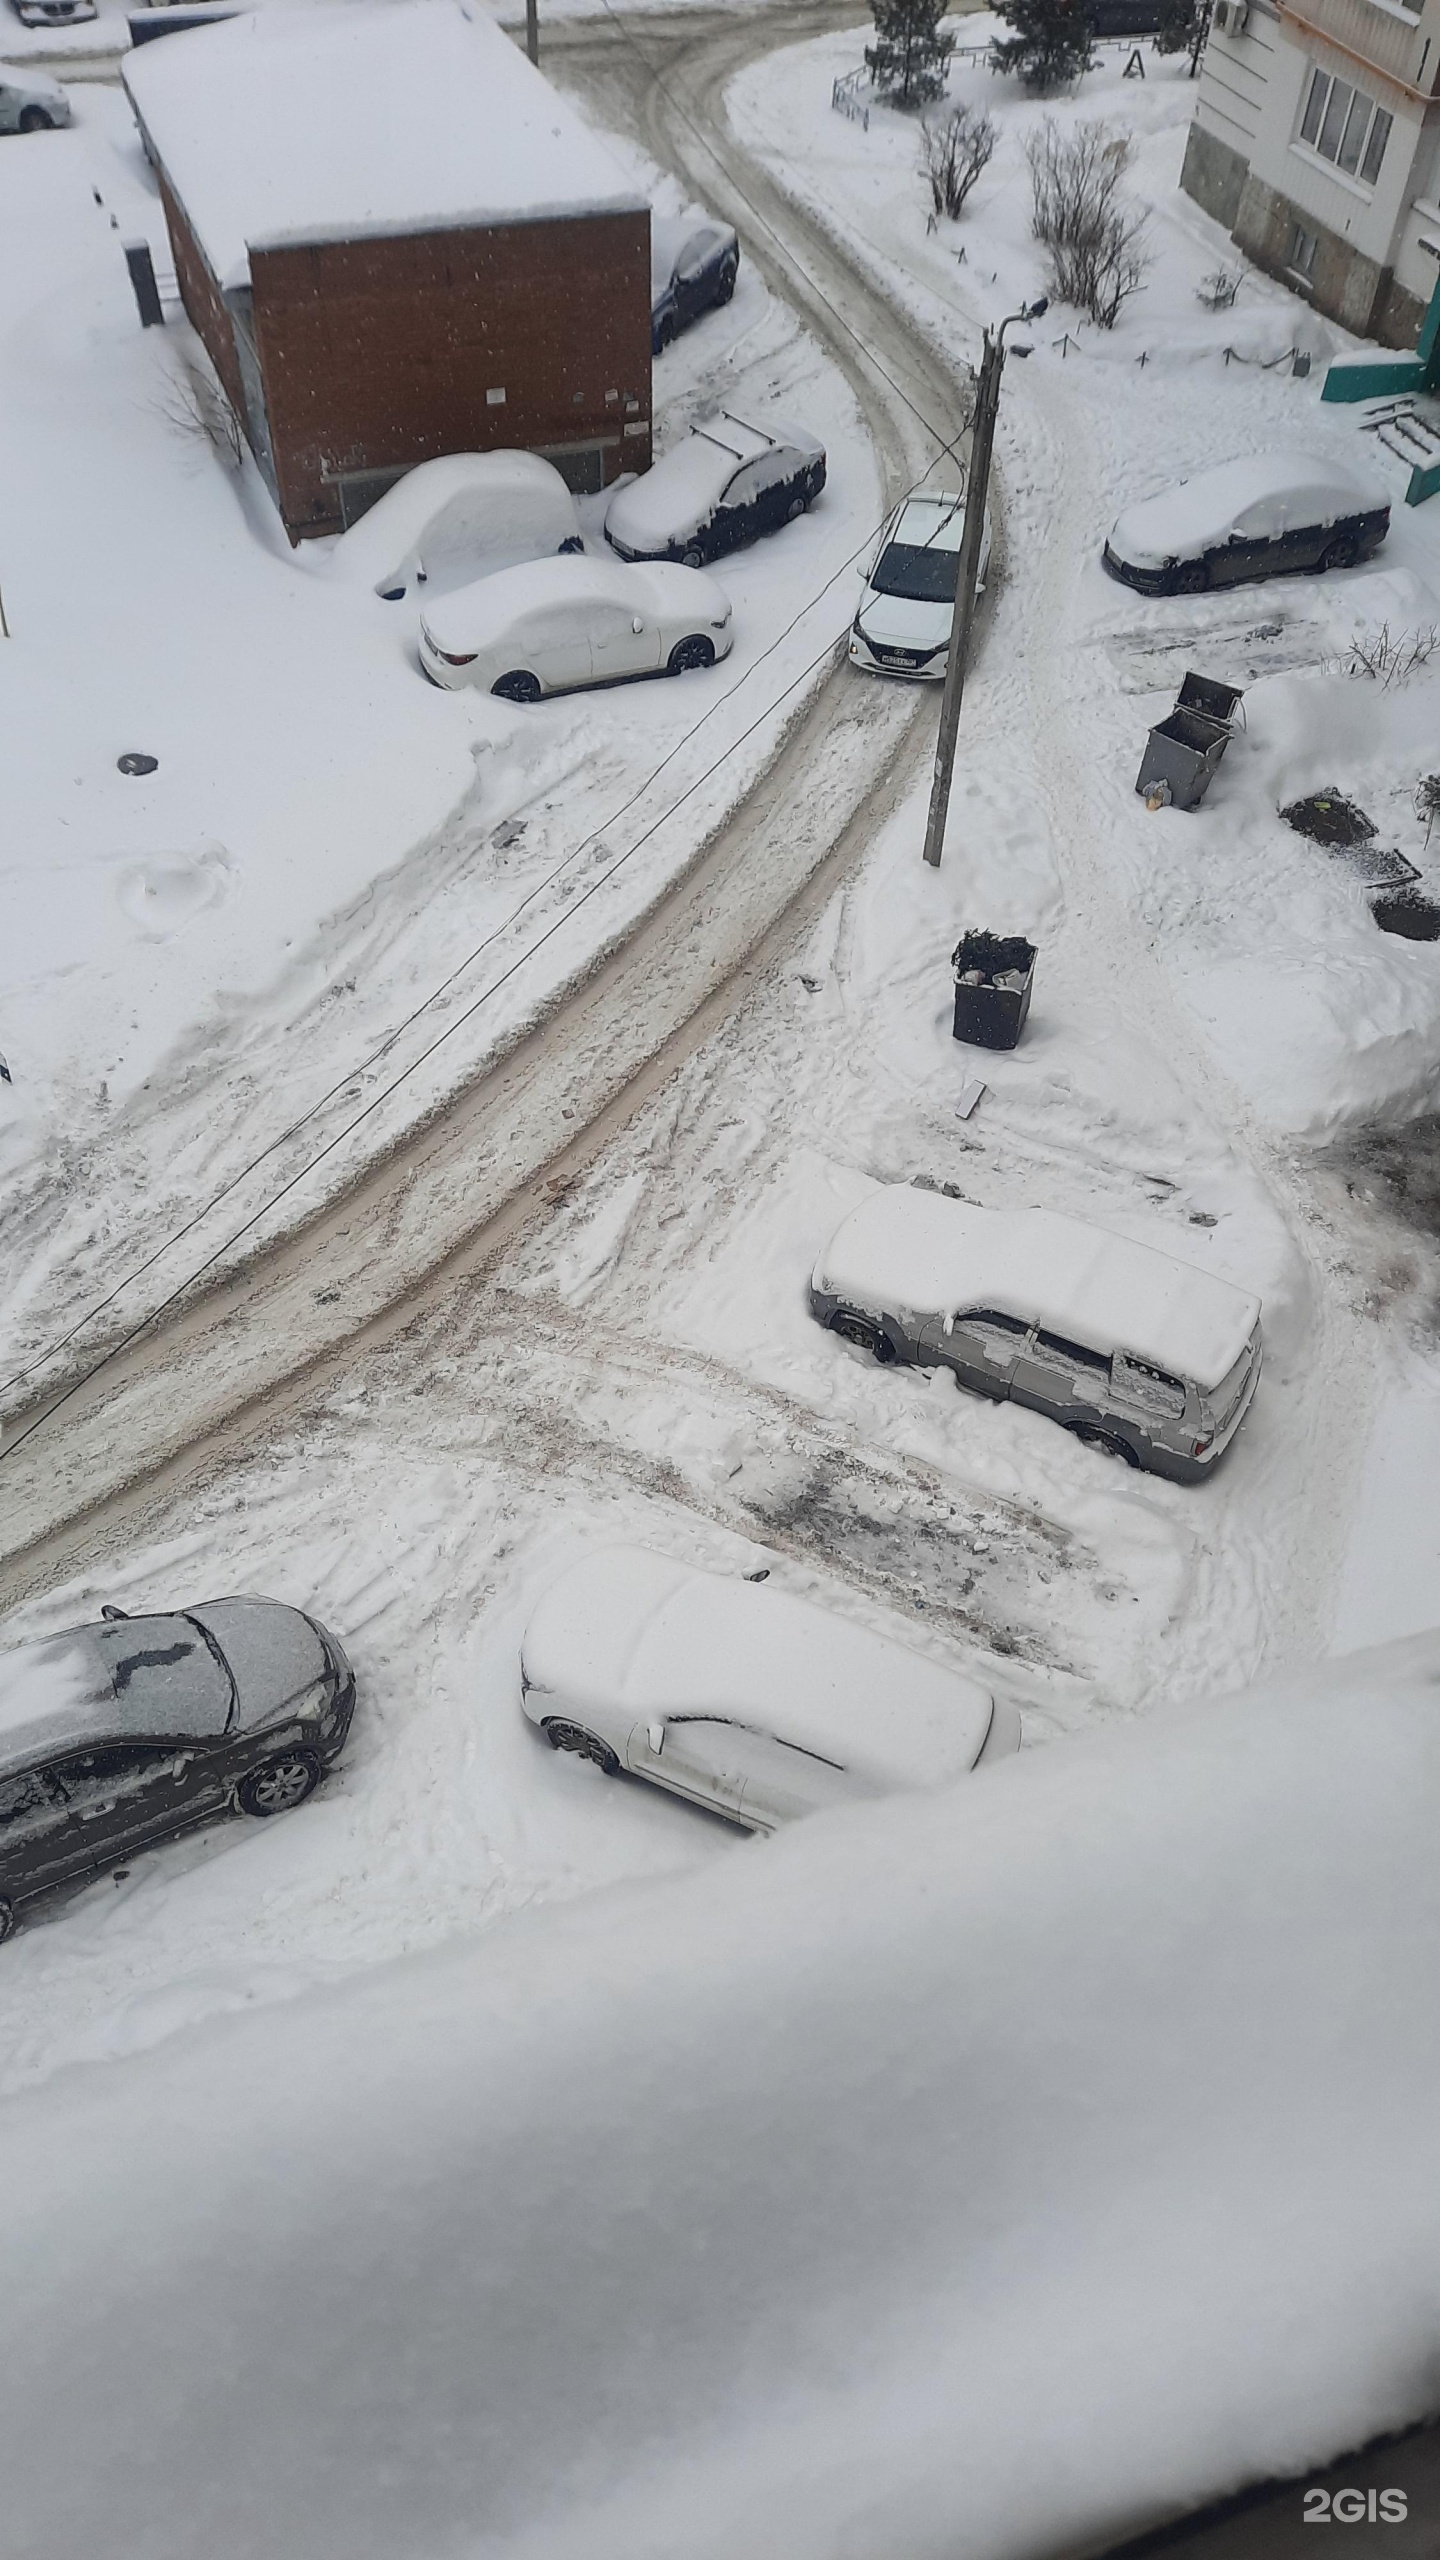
xmin=418 ymin=553 xmax=733 ymax=698
xmin=8 ymin=0 xmax=93 ymax=28
xmin=605 ymin=413 xmax=826 ymax=568
xmin=1102 ymin=451 xmax=1390 ymax=596
xmin=849 ymin=488 xmax=992 ymax=680
xmin=651 ymin=212 xmax=739 ymax=353
xmin=521 ymin=1542 xmax=1019 ymax=1830
xmin=811 ymin=1184 xmax=1263 ymax=1483
xmin=328 ymin=450 xmax=582 ymax=601
xmin=0 ymin=1596 xmax=355 ymax=1939
xmin=0 ymin=63 xmax=73 ymax=129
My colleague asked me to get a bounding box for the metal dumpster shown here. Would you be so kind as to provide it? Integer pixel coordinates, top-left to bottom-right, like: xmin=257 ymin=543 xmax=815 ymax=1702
xmin=952 ymin=932 xmax=1037 ymax=1051
xmin=1136 ymin=672 xmax=1244 ymax=812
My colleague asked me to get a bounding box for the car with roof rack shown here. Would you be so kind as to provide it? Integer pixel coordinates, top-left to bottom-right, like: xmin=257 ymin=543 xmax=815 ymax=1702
xmin=0 ymin=1596 xmax=355 ymax=1938
xmin=810 ymin=1183 xmax=1262 ymax=1482
xmin=605 ymin=413 xmax=825 ymax=569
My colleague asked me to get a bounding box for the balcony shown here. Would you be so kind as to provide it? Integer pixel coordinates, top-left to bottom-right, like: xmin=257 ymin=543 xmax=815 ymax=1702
xmin=1277 ymin=0 xmax=1431 ymax=94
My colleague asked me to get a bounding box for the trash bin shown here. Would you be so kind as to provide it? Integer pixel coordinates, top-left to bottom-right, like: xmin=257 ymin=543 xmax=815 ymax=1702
xmin=1136 ymin=671 xmax=1244 ymax=812
xmin=952 ymin=932 xmax=1037 ymax=1051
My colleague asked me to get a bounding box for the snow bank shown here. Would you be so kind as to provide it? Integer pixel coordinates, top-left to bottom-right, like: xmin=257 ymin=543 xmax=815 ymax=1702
xmin=122 ymin=0 xmax=646 ymax=291
xmin=1 ymin=1633 xmax=1437 ymax=2559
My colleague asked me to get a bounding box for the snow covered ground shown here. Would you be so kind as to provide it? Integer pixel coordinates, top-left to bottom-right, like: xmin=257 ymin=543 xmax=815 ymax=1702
xmin=0 ymin=67 xmax=880 ymax=1402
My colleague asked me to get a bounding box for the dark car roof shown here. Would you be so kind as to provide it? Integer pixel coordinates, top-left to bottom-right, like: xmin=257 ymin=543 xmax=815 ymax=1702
xmin=0 ymin=1616 xmax=233 ymax=1779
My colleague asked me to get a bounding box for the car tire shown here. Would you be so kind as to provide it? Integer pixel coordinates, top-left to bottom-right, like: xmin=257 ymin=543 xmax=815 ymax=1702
xmin=0 ymin=1898 xmax=13 ymax=1946
xmin=829 ymin=1310 xmax=896 ymax=1363
xmin=18 ymin=108 xmax=53 ymax=132
xmin=1172 ymin=561 xmax=1207 ymax=595
xmin=655 ymin=318 xmax=675 ymax=353
xmin=715 ymin=260 xmax=738 ymax=305
xmin=668 ymin=635 xmax=715 ymax=675
xmin=681 ymin=547 xmax=703 ymax=569
xmin=236 ymin=1750 xmax=322 ymax=1818
xmin=1072 ymin=1422 xmax=1141 ymax=1468
xmin=542 ymin=1719 xmax=620 ymax=1776
xmin=492 ymin=670 xmax=542 ymax=704
xmin=1319 ymin=533 xmax=1360 ymax=572
xmin=785 ymin=496 xmax=806 ymax=523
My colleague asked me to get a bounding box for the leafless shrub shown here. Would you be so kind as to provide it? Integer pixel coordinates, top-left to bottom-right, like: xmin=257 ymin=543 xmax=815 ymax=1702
xmin=1025 ymin=117 xmax=1151 ymax=329
xmin=1196 ymin=265 xmax=1242 ymax=310
xmin=1415 ymin=773 xmax=1440 ymax=841
xmin=918 ymin=102 xmax=996 ymax=220
xmin=1333 ymin=623 xmax=1440 ymax=688
xmin=153 ymin=352 xmax=244 ymax=469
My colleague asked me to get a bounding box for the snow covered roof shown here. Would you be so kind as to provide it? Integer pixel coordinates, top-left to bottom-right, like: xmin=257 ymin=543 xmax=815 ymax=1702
xmin=420 ymin=551 xmax=644 ymax=648
xmin=890 ymin=490 xmax=969 ymax=552
xmin=122 ymin=0 xmax=647 ymax=294
xmin=650 ymin=213 xmax=736 ymax=297
xmin=521 ymin=1544 xmax=994 ymax=1785
xmin=1109 ymin=450 xmax=1388 ymax=570
xmin=813 ymin=1186 xmax=1260 ymax=1391
xmin=0 ymin=1617 xmax=231 ymax=1778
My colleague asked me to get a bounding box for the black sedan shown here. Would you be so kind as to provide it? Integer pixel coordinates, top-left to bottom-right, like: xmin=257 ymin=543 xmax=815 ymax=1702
xmin=1103 ymin=449 xmax=1389 ymax=596
xmin=651 ymin=214 xmax=739 ymax=354
xmin=0 ymin=1595 xmax=355 ymax=1938
xmin=605 ymin=412 xmax=825 ymax=568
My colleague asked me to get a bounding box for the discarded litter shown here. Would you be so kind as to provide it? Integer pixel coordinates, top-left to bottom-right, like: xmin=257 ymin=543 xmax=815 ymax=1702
xmin=1136 ymin=673 xmax=1244 ymax=814
xmin=952 ymin=932 xmax=1036 ymax=1052
xmin=1371 ymin=887 xmax=1440 ymax=941
xmin=1280 ymin=790 xmax=1374 ymax=848
xmin=954 ymin=1077 xmax=987 ymax=1120
xmin=491 ymin=817 xmax=527 ymax=850
xmin=116 ymin=752 xmax=159 ymax=777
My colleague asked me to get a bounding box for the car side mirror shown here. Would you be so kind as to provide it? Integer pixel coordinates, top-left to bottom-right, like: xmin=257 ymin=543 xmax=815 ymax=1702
xmin=647 ymin=1721 xmax=665 ymax=1754
xmin=942 ymin=1312 xmax=956 ymax=1336
xmin=101 ymin=1604 xmax=130 ymax=1621
xmin=631 ymin=615 xmax=645 ymax=633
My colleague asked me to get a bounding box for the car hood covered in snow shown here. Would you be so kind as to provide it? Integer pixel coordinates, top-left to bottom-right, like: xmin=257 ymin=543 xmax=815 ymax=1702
xmin=188 ymin=1597 xmax=330 ymax=1733
xmin=1108 ymin=450 xmax=1387 ymax=570
xmin=854 ymin=591 xmax=952 ymax=651
xmin=522 ymin=1543 xmax=994 ymax=1784
xmin=0 ymin=1616 xmax=233 ymax=1778
xmin=814 ymin=1184 xmax=1261 ymax=1391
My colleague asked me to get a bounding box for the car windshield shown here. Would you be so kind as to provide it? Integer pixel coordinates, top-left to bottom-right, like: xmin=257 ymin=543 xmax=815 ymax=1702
xmin=871 ymin=539 xmax=960 ymax=604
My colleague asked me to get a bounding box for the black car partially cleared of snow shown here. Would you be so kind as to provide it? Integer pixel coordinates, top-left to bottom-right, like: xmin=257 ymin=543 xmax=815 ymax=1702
xmin=0 ymin=1596 xmax=355 ymax=1937
xmin=604 ymin=413 xmax=826 ymax=568
xmin=1103 ymin=450 xmax=1389 ymax=596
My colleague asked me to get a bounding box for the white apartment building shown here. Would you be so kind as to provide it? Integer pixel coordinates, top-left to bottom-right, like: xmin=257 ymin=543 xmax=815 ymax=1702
xmin=1182 ymin=0 xmax=1440 ymax=347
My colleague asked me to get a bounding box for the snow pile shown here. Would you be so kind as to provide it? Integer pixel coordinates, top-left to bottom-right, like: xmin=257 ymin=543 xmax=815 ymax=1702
xmin=0 ymin=1633 xmax=1437 ymax=2559
xmin=122 ymin=0 xmax=646 ymax=290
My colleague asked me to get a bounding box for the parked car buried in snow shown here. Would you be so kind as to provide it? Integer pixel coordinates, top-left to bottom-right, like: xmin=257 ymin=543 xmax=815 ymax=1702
xmin=1102 ymin=451 xmax=1389 ymax=596
xmin=0 ymin=62 xmax=73 ymax=129
xmin=811 ymin=1184 xmax=1262 ymax=1482
xmin=521 ymin=1542 xmax=1019 ymax=1829
xmin=651 ymin=212 xmax=739 ymax=353
xmin=327 ymin=450 xmax=582 ymax=602
xmin=418 ymin=554 xmax=733 ymax=698
xmin=849 ymin=488 xmax=992 ymax=680
xmin=605 ymin=413 xmax=826 ymax=568
xmin=0 ymin=1596 xmax=356 ymax=1939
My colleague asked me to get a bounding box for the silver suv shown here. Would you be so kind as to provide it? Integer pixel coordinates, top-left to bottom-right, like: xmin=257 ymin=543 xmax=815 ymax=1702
xmin=810 ymin=1184 xmax=1262 ymax=1483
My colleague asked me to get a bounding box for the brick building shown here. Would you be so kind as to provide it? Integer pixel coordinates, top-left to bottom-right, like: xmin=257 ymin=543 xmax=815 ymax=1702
xmin=123 ymin=0 xmax=653 ymax=538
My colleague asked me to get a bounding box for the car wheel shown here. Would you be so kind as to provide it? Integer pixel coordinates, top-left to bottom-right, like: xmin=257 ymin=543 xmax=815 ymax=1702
xmin=785 ymin=495 xmax=806 ymax=523
xmin=668 ymin=635 xmax=715 ymax=675
xmin=18 ymin=108 xmax=53 ymax=132
xmin=543 ymin=1719 xmax=620 ymax=1776
xmin=0 ymin=1898 xmax=13 ymax=1946
xmin=236 ymin=1750 xmax=322 ymax=1818
xmin=1172 ymin=561 xmax=1207 ymax=595
xmin=829 ymin=1310 xmax=896 ymax=1363
xmin=715 ymin=259 xmax=738 ymax=305
xmin=681 ymin=546 xmax=703 ymax=569
xmin=1319 ymin=533 xmax=1360 ymax=572
xmin=492 ymin=670 xmax=542 ymax=704
xmin=1072 ymin=1422 xmax=1140 ymax=1468
xmin=655 ymin=318 xmax=675 ymax=353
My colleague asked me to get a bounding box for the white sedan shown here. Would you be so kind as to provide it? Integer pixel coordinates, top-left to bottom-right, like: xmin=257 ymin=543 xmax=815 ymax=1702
xmin=849 ymin=488 xmax=992 ymax=681
xmin=520 ymin=1542 xmax=1019 ymax=1831
xmin=419 ymin=555 xmax=733 ymax=699
xmin=0 ymin=64 xmax=72 ymax=132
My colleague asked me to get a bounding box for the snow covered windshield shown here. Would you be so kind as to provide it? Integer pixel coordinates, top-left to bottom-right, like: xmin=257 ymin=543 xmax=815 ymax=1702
xmin=871 ymin=541 xmax=960 ymax=604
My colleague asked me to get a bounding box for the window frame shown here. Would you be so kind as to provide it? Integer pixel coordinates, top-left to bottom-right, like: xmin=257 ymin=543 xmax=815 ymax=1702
xmin=1295 ymin=67 xmax=1391 ymax=192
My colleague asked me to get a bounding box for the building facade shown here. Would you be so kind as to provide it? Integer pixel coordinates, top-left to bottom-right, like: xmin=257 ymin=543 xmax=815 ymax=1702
xmin=1181 ymin=0 xmax=1440 ymax=347
xmin=125 ymin=1 xmax=653 ymax=539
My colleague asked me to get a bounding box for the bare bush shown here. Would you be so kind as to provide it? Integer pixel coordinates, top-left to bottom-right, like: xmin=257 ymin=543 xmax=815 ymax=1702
xmin=1333 ymin=624 xmax=1440 ymax=688
xmin=1417 ymin=773 xmax=1440 ymax=841
xmin=153 ymin=352 xmax=244 ymax=469
xmin=919 ymin=103 xmax=997 ymax=220
xmin=1025 ymin=117 xmax=1151 ymax=328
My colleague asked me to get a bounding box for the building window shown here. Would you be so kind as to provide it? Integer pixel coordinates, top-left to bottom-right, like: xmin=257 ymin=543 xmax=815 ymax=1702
xmin=1288 ymin=221 xmax=1319 ymax=279
xmin=1297 ymin=67 xmax=1392 ymax=185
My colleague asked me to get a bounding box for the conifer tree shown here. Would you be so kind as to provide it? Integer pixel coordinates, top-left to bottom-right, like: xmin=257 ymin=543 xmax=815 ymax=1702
xmin=989 ymin=0 xmax=1096 ymax=94
xmin=865 ymin=0 xmax=954 ymax=110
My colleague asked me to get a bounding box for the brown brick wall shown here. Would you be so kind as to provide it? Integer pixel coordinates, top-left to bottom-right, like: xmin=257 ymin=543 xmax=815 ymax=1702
xmin=248 ymin=211 xmax=653 ymax=539
xmin=156 ymin=170 xmax=250 ymax=427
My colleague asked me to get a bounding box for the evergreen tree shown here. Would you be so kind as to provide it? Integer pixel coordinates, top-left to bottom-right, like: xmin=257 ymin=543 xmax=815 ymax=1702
xmin=865 ymin=0 xmax=954 ymax=111
xmin=990 ymin=0 xmax=1096 ymax=94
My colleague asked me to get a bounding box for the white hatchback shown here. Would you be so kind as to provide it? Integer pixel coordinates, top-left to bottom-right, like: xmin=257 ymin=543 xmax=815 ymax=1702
xmin=849 ymin=488 xmax=992 ymax=681
xmin=520 ymin=1542 xmax=1019 ymax=1831
xmin=419 ymin=554 xmax=733 ymax=699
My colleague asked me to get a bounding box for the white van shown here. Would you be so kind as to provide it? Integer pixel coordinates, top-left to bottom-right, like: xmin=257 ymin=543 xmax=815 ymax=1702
xmin=328 ymin=451 xmax=582 ymax=602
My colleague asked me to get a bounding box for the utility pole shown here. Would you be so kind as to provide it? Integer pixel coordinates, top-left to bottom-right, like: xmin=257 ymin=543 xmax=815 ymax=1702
xmin=922 ymin=301 xmax=1045 ymax=869
xmin=526 ymin=0 xmax=538 ymax=64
